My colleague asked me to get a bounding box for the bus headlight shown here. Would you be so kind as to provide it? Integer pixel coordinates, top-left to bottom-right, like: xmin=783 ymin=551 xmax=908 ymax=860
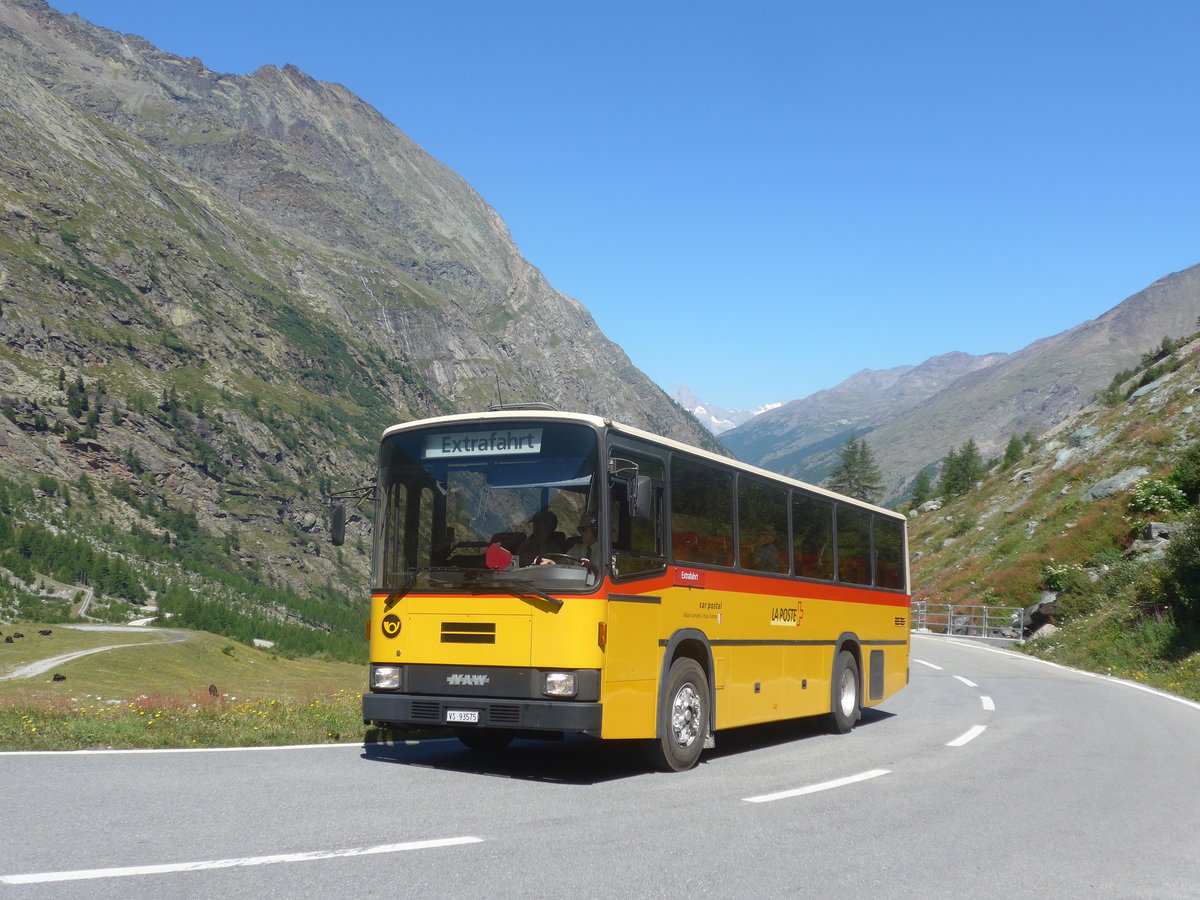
xmin=543 ymin=672 xmax=577 ymax=697
xmin=371 ymin=665 xmax=402 ymax=690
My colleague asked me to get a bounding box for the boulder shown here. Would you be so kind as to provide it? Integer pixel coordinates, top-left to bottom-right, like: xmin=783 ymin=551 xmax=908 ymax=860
xmin=1083 ymin=467 xmax=1149 ymax=501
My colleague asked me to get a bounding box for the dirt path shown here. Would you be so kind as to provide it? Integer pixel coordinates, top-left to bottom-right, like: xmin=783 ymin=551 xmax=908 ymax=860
xmin=0 ymin=626 xmax=187 ymax=682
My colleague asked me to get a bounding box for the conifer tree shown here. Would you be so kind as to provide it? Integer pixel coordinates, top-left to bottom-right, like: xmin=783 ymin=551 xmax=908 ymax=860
xmin=1002 ymin=434 xmax=1024 ymax=468
xmin=826 ymin=435 xmax=884 ymax=504
xmin=909 ymin=469 xmax=934 ymax=507
xmin=938 ymin=438 xmax=984 ymax=497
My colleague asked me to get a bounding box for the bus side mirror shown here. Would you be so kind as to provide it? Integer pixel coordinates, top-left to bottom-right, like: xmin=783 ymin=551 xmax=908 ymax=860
xmin=331 ymin=503 xmax=346 ymax=546
xmin=630 ymin=475 xmax=653 ymax=519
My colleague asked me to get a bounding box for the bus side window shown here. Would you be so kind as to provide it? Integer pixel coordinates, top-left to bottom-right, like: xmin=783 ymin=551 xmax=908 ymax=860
xmin=836 ymin=504 xmax=872 ymax=585
xmin=792 ymin=492 xmax=834 ymax=581
xmin=873 ymin=514 xmax=906 ymax=590
xmin=671 ymin=457 xmax=734 ymax=567
xmin=610 ymin=448 xmax=665 ymax=580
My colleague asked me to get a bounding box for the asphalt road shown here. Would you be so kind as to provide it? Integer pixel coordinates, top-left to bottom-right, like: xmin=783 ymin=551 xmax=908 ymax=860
xmin=3 ymin=635 xmax=1199 ymax=899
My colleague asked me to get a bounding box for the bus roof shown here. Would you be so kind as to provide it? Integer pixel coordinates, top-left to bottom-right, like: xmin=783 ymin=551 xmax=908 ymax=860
xmin=380 ymin=409 xmax=905 ymax=521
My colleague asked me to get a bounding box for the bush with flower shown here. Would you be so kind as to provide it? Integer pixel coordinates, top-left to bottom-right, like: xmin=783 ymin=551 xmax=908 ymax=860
xmin=1128 ymin=478 xmax=1188 ymax=515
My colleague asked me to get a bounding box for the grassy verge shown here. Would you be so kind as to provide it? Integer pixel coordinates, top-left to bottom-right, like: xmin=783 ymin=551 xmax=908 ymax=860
xmin=0 ymin=623 xmax=403 ymax=750
xmin=1021 ymin=602 xmax=1200 ymax=701
xmin=1 ymin=688 xmax=371 ymax=750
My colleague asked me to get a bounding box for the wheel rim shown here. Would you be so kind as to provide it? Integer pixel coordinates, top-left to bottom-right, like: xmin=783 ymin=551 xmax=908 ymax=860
xmin=838 ymin=667 xmax=857 ymax=718
xmin=670 ymin=682 xmax=702 ymax=748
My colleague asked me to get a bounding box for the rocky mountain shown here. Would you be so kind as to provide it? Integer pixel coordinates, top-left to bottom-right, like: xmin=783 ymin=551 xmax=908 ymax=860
xmin=670 ymin=384 xmax=780 ymax=435
xmin=0 ymin=0 xmax=716 ymax=651
xmin=864 ymin=264 xmax=1200 ymax=501
xmin=722 ymin=264 xmax=1200 ymax=502
xmin=721 ymin=352 xmax=1008 ymax=486
xmin=907 ymin=326 xmax=1200 ymax=670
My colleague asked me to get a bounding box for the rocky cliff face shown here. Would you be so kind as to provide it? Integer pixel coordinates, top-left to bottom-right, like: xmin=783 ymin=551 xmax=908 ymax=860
xmin=1 ymin=0 xmax=713 ymax=436
xmin=0 ymin=0 xmax=714 ymax=637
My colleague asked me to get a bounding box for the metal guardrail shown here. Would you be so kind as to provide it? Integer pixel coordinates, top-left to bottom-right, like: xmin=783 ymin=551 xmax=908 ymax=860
xmin=910 ymin=601 xmax=1025 ymax=644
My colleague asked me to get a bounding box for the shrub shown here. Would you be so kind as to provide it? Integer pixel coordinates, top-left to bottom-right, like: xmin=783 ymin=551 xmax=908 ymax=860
xmin=1129 ymin=478 xmax=1188 ymax=515
xmin=1040 ymin=562 xmax=1082 ymax=592
xmin=1171 ymin=441 xmax=1200 ymax=504
xmin=1161 ymin=512 xmax=1200 ymax=625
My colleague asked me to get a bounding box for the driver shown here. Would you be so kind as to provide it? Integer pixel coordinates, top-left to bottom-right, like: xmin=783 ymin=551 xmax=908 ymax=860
xmin=535 ymin=514 xmax=598 ymax=568
xmin=519 ymin=508 xmax=566 ymax=565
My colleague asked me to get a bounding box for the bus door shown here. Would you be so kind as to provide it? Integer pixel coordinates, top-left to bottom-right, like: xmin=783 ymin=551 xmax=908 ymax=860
xmin=600 ymin=442 xmax=666 ymax=738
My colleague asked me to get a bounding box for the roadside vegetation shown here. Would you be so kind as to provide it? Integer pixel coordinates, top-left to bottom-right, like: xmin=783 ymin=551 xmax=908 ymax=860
xmin=0 ymin=626 xmax=380 ymax=750
xmin=906 ymin=331 xmax=1200 ymax=703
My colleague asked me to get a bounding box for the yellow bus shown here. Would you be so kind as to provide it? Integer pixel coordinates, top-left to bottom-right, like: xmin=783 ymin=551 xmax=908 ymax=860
xmin=346 ymin=407 xmax=909 ymax=771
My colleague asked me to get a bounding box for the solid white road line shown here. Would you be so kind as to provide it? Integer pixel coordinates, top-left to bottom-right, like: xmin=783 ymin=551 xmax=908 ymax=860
xmin=743 ymin=768 xmax=890 ymax=803
xmin=947 ymin=725 xmax=987 ymax=747
xmin=913 ymin=632 xmax=1200 ymax=712
xmin=953 ymin=675 xmax=978 ymax=687
xmin=0 ymin=738 xmax=459 ymax=757
xmin=0 ymin=837 xmax=483 ymax=885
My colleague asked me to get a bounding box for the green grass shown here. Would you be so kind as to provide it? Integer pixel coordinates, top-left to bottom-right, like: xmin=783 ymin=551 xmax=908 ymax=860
xmin=0 ymin=624 xmax=388 ymax=750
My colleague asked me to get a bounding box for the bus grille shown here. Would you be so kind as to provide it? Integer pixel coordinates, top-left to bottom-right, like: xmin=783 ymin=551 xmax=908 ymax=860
xmin=440 ymin=622 xmax=496 ymax=644
xmin=410 ymin=701 xmax=441 ymax=721
xmin=489 ymin=705 xmax=521 ymax=724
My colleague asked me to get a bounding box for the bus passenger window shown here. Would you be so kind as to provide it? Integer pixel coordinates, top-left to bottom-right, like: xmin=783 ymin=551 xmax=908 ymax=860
xmin=873 ymin=515 xmax=906 ymax=590
xmin=738 ymin=478 xmax=788 ymax=574
xmin=836 ymin=504 xmax=872 ymax=585
xmin=671 ymin=457 xmax=733 ymax=567
xmin=792 ymin=493 xmax=833 ymax=581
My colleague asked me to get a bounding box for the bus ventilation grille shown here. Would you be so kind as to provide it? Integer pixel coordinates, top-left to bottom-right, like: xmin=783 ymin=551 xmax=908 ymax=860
xmin=410 ymin=701 xmax=440 ymax=721
xmin=489 ymin=706 xmax=521 ymax=724
xmin=441 ymin=622 xmax=496 ymax=644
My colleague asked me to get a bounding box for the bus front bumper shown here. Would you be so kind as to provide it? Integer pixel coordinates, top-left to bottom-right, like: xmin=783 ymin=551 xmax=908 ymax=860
xmin=362 ymin=692 xmax=602 ymax=734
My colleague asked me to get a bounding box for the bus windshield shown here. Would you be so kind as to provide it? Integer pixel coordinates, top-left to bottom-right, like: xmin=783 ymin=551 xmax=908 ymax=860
xmin=374 ymin=421 xmax=601 ymax=593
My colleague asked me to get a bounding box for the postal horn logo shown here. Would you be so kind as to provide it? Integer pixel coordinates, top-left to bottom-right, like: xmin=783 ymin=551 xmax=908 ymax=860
xmin=381 ymin=614 xmax=401 ymax=638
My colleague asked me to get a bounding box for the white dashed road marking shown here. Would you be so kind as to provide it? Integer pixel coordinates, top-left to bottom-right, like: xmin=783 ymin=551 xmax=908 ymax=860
xmin=743 ymin=768 xmax=891 ymax=803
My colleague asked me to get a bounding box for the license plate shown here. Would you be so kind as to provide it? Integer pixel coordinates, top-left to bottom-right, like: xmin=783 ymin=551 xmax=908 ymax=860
xmin=445 ymin=709 xmax=480 ymax=724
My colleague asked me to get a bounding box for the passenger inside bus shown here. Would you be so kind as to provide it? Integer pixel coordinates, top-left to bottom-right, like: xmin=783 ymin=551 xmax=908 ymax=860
xmin=565 ymin=515 xmax=599 ymax=565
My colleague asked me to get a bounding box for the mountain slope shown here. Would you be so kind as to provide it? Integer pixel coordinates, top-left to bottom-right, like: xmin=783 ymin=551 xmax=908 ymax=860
xmin=721 ymin=352 xmax=1007 ymax=484
xmin=906 ymin=330 xmax=1200 ymax=699
xmin=721 ymin=264 xmax=1200 ymax=502
xmin=864 ymin=264 xmax=1200 ymax=500
xmin=0 ymin=0 xmax=716 ymax=650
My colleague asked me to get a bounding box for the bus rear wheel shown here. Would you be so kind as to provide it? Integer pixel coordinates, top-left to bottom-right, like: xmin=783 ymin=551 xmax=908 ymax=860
xmin=645 ymin=658 xmax=709 ymax=772
xmin=827 ymin=649 xmax=861 ymax=734
xmin=456 ymin=728 xmax=514 ymax=752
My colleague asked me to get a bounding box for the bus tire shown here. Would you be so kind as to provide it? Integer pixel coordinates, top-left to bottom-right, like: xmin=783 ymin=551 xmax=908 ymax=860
xmin=645 ymin=658 xmax=709 ymax=772
xmin=828 ymin=649 xmax=861 ymax=734
xmin=456 ymin=728 xmax=513 ymax=752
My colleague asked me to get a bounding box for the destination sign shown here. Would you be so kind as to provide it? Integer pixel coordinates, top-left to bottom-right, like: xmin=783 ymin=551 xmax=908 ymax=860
xmin=424 ymin=428 xmax=543 ymax=459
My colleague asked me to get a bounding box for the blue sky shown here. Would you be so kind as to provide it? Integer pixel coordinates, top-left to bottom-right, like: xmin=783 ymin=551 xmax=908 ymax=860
xmin=49 ymin=1 xmax=1200 ymax=411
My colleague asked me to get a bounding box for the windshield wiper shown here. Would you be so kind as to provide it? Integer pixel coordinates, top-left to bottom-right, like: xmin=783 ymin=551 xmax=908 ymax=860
xmin=503 ymin=581 xmax=564 ymax=610
xmin=462 ymin=577 xmax=563 ymax=610
xmin=382 ymin=567 xmax=460 ymax=613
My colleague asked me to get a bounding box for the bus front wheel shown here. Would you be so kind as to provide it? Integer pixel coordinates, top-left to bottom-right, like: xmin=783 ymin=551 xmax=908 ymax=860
xmin=828 ymin=649 xmax=861 ymax=734
xmin=645 ymin=658 xmax=709 ymax=772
